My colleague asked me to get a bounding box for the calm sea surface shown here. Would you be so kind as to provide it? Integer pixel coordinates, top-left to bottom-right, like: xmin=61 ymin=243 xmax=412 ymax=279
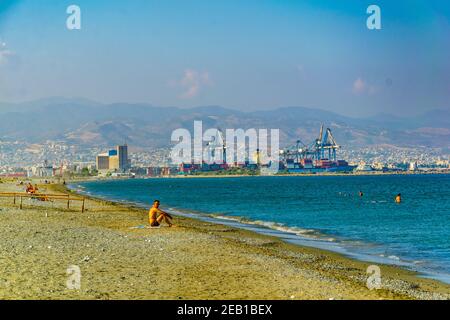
xmin=75 ymin=174 xmax=450 ymax=283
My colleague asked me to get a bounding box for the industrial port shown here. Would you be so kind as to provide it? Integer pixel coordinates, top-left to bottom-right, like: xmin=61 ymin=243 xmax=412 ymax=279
xmin=279 ymin=125 xmax=356 ymax=173
xmin=178 ymin=125 xmax=356 ymax=175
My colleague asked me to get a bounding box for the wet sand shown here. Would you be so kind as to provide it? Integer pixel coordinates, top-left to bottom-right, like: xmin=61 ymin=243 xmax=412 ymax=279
xmin=0 ymin=179 xmax=449 ymax=300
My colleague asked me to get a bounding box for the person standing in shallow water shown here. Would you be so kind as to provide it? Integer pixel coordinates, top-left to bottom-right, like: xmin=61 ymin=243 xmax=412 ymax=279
xmin=395 ymin=193 xmax=402 ymax=203
xmin=149 ymin=200 xmax=173 ymax=227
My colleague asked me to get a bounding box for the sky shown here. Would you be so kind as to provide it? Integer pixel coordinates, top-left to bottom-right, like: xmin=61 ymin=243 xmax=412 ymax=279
xmin=0 ymin=0 xmax=449 ymax=117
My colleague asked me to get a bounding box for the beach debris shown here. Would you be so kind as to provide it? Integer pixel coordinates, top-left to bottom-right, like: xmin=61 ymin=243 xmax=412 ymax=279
xmin=81 ymin=256 xmax=91 ymax=262
xmin=130 ymin=225 xmax=146 ymax=229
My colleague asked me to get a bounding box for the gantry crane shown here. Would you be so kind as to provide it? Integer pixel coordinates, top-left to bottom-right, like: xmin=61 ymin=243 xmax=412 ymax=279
xmin=280 ymin=124 xmax=341 ymax=165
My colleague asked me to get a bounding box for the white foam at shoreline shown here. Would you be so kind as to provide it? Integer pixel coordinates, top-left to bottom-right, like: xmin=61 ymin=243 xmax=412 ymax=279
xmin=211 ymin=214 xmax=332 ymax=241
xmin=69 ymin=183 xmax=450 ymax=285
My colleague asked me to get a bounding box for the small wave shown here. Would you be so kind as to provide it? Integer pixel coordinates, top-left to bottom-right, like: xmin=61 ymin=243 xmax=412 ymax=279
xmin=70 ymin=183 xmax=450 ymax=285
xmin=380 ymin=254 xmax=401 ymax=261
xmin=211 ymin=214 xmax=333 ymax=242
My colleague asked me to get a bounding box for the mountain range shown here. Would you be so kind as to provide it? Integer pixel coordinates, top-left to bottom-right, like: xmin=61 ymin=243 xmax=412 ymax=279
xmin=0 ymin=97 xmax=449 ymax=151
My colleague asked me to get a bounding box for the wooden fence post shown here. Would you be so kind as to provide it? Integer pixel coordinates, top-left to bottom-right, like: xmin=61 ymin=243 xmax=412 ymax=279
xmin=0 ymin=193 xmax=84 ymax=211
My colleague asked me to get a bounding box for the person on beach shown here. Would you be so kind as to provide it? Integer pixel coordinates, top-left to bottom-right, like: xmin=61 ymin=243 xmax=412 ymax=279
xmin=26 ymin=183 xmax=35 ymax=194
xmin=395 ymin=193 xmax=402 ymax=203
xmin=149 ymin=200 xmax=173 ymax=227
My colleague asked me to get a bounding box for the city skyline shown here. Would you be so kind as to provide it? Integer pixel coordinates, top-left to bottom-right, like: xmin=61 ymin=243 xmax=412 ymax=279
xmin=0 ymin=0 xmax=449 ymax=117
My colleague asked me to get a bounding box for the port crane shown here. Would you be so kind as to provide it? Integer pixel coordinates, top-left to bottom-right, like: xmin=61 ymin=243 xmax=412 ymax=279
xmin=280 ymin=124 xmax=341 ymax=165
xmin=315 ymin=124 xmax=340 ymax=161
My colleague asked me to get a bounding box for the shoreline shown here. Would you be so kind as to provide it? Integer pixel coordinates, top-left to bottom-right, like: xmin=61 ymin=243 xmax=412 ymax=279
xmin=0 ymin=179 xmax=449 ymax=299
xmin=165 ymin=171 xmax=450 ymax=179
xmin=63 ymin=170 xmax=450 ymax=183
xmin=65 ymin=181 xmax=450 ymax=299
xmin=70 ymin=180 xmax=450 ymax=286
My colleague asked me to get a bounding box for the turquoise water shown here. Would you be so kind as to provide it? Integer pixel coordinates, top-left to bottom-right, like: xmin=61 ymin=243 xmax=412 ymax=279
xmin=75 ymin=175 xmax=450 ymax=283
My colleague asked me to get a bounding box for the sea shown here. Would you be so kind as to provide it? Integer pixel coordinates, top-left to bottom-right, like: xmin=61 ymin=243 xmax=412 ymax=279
xmin=72 ymin=174 xmax=450 ymax=283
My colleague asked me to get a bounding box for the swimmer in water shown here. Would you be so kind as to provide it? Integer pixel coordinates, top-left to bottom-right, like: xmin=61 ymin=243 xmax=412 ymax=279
xmin=395 ymin=193 xmax=402 ymax=203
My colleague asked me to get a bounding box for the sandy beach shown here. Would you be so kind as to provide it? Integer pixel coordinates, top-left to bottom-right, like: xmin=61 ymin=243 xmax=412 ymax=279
xmin=0 ymin=179 xmax=449 ymax=300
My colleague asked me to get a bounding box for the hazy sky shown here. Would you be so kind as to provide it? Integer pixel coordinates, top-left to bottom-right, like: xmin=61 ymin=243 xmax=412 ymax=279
xmin=0 ymin=0 xmax=449 ymax=116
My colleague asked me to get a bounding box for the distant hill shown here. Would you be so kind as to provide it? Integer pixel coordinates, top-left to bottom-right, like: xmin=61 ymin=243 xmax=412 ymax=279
xmin=0 ymin=98 xmax=448 ymax=150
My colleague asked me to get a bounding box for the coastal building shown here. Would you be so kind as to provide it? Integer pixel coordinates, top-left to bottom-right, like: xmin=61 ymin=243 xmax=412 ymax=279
xmin=118 ymin=145 xmax=130 ymax=171
xmin=0 ymin=171 xmax=27 ymax=178
xmin=146 ymin=167 xmax=161 ymax=177
xmin=28 ymin=165 xmax=54 ymax=177
xmin=409 ymin=161 xmax=418 ymax=171
xmin=161 ymin=167 xmax=173 ymax=176
xmin=372 ymin=162 xmax=386 ymax=171
xmin=95 ymin=145 xmax=130 ymax=174
xmin=355 ymin=162 xmax=373 ymax=172
xmin=73 ymin=162 xmax=96 ymax=174
xmin=108 ymin=149 xmax=120 ymax=170
xmin=96 ymin=153 xmax=110 ymax=171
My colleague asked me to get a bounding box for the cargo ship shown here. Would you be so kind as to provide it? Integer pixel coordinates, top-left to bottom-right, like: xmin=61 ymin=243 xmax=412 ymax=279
xmin=280 ymin=125 xmax=356 ymax=173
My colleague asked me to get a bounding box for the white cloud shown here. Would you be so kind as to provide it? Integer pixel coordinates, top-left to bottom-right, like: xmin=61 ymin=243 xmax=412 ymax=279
xmin=353 ymin=77 xmax=366 ymax=93
xmin=178 ymin=69 xmax=212 ymax=99
xmin=352 ymin=77 xmax=378 ymax=95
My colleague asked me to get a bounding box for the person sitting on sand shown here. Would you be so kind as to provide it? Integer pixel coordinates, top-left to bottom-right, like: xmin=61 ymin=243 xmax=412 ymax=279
xmin=149 ymin=200 xmax=173 ymax=227
xmin=26 ymin=183 xmax=35 ymax=194
xmin=395 ymin=193 xmax=402 ymax=203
